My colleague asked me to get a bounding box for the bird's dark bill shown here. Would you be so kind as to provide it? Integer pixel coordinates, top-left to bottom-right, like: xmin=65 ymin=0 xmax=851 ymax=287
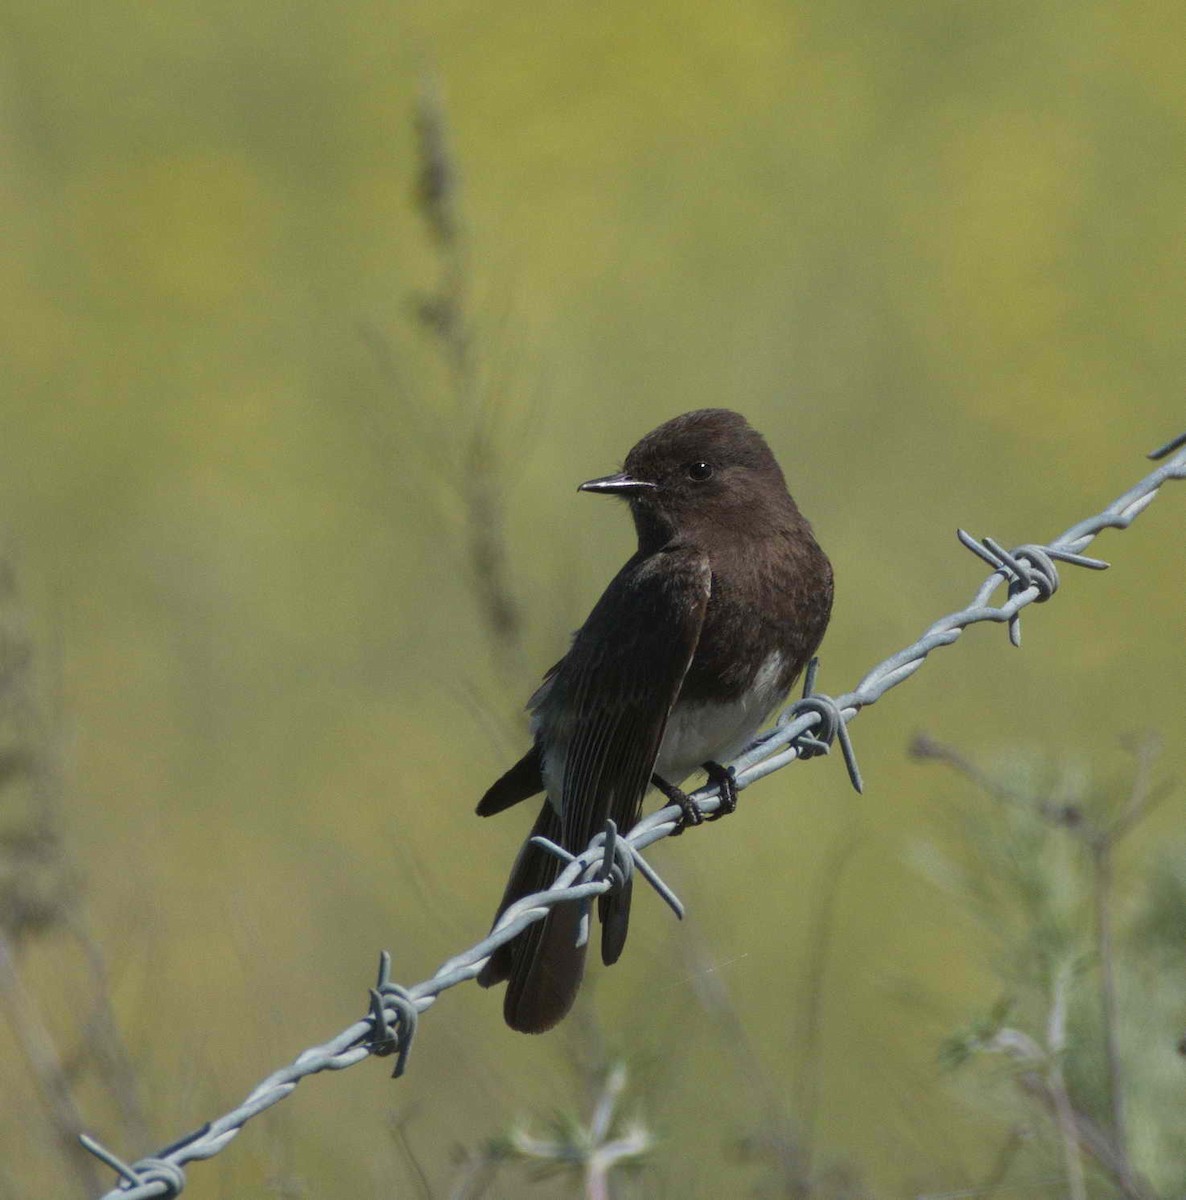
xmin=578 ymin=472 xmax=657 ymax=495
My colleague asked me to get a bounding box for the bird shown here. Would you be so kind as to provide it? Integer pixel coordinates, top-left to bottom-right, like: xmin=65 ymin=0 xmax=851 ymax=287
xmin=475 ymin=408 xmax=833 ymax=1033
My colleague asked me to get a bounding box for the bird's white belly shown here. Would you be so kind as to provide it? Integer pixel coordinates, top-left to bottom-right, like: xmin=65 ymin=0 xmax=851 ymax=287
xmin=654 ymin=650 xmax=787 ymax=784
xmin=533 ymin=651 xmax=788 ymax=809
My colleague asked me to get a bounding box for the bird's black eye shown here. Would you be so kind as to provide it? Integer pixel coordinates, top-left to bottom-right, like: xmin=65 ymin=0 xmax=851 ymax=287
xmin=686 ymin=461 xmax=713 ymax=482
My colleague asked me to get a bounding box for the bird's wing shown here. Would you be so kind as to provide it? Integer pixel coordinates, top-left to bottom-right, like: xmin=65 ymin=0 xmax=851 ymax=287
xmin=474 ymin=744 xmax=544 ymax=816
xmin=531 ymin=545 xmax=711 ymax=854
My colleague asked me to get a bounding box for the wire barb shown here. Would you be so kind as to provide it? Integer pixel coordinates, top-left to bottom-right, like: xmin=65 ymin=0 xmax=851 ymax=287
xmin=80 ymin=1135 xmax=187 ymax=1198
xmin=1147 ymin=430 xmax=1186 ymax=460
xmin=956 ymin=530 xmax=1108 ymax=646
xmin=81 ymin=430 xmax=1186 ymax=1200
xmin=595 ymin=819 xmax=628 ymax=891
xmin=785 ymin=664 xmax=864 ymax=793
xmin=589 ymin=818 xmax=684 ymax=920
xmin=528 ymin=835 xmax=576 ymax=863
xmin=368 ymin=951 xmax=419 ymax=1078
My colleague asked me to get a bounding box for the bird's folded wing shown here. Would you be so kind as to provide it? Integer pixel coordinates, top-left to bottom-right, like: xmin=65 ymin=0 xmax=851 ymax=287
xmin=532 ymin=545 xmax=711 ymax=852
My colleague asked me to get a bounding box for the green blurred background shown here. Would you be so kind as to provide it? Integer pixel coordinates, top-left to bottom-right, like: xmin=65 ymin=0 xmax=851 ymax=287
xmin=1 ymin=2 xmax=1184 ymax=1196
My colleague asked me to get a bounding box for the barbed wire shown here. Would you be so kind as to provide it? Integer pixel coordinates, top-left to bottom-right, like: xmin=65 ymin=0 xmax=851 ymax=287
xmin=81 ymin=430 xmax=1186 ymax=1199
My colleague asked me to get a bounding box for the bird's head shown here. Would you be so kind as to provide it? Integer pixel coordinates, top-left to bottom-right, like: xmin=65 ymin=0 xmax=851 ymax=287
xmin=579 ymin=409 xmax=796 ymax=547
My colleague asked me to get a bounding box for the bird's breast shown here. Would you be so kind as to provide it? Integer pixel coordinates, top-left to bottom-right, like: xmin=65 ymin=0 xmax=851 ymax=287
xmin=654 ymin=649 xmax=787 ymax=784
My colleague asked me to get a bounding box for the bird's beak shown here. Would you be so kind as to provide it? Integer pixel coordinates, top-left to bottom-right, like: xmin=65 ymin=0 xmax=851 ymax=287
xmin=578 ymin=472 xmax=658 ymax=496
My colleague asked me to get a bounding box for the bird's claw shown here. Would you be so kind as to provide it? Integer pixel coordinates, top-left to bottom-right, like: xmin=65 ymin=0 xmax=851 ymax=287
xmin=651 ymin=773 xmax=704 ymax=835
xmin=702 ymin=761 xmax=737 ymax=820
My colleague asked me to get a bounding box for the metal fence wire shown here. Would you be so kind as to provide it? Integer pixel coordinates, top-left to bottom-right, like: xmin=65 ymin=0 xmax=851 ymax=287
xmin=81 ymin=430 xmax=1186 ymax=1199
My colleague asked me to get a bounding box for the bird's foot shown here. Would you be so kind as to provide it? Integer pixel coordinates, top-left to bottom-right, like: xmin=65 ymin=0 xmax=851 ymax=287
xmin=651 ymin=773 xmax=703 ymax=835
xmin=702 ymin=761 xmax=738 ymax=820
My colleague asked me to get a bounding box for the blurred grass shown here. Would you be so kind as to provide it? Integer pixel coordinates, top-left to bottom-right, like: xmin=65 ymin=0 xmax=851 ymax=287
xmin=0 ymin=1 xmax=1184 ymax=1196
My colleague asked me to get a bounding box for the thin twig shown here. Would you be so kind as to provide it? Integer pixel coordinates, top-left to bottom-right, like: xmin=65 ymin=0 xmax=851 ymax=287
xmin=675 ymin=917 xmax=808 ymax=1193
xmin=1088 ymin=828 xmax=1134 ymax=1200
xmin=923 ymin=732 xmax=1172 ymax=1200
xmin=1046 ymin=967 xmax=1087 ymax=1200
xmin=0 ymin=928 xmax=101 ymax=1197
xmin=915 ymin=1127 xmax=1032 ymax=1200
xmin=794 ymin=834 xmax=860 ymax=1188
xmin=1087 ymin=733 xmax=1164 ymax=1192
xmin=1108 ymin=734 xmax=1172 ymax=845
xmin=0 ymin=551 xmax=147 ymax=1190
xmin=1010 ymin=1069 xmax=1156 ymax=1200
xmin=909 ymin=735 xmax=1027 ymax=808
xmin=506 ymin=1063 xmax=650 ymax=1200
xmin=971 ymin=1126 xmax=1027 ymax=1200
xmin=64 ymin=913 xmax=150 ymax=1150
xmin=389 ymin=1107 xmax=434 ymax=1200
xmin=448 ymin=1151 xmax=501 ymax=1200
xmin=411 ymin=80 xmax=524 ymax=677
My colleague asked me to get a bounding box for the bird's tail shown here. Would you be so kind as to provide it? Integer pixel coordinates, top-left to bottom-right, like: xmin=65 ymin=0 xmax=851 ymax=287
xmin=476 ymin=800 xmax=590 ymax=1033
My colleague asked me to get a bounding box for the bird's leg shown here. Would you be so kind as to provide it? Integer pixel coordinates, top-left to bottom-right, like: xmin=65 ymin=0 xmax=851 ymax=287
xmin=702 ymin=761 xmax=738 ymax=820
xmin=651 ymin=773 xmax=703 ymax=834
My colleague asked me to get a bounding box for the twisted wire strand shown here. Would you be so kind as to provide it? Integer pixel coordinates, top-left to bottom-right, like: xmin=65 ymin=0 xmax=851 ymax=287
xmin=83 ymin=433 xmax=1186 ymax=1199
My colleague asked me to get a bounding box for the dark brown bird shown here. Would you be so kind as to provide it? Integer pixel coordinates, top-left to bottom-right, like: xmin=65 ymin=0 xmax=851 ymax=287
xmin=476 ymin=409 xmax=833 ymax=1033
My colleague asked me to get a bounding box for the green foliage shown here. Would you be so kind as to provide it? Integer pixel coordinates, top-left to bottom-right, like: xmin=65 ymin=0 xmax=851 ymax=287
xmin=915 ymin=737 xmax=1185 ymax=1197
xmin=939 ymin=995 xmax=1015 ymax=1071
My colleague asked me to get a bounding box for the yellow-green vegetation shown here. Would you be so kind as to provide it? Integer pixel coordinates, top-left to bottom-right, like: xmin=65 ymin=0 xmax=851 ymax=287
xmin=0 ymin=3 xmax=1184 ymax=1196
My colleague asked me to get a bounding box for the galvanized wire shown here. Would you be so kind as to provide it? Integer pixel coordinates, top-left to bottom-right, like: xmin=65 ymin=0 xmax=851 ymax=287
xmin=82 ymin=432 xmax=1186 ymax=1199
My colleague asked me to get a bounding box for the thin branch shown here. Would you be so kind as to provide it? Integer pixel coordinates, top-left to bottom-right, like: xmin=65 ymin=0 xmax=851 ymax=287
xmin=794 ymin=834 xmax=860 ymax=1189
xmin=675 ymin=918 xmax=808 ymax=1193
xmin=1045 ymin=968 xmax=1087 ymax=1200
xmin=1089 ymin=832 xmax=1131 ymax=1192
xmin=909 ymin=735 xmax=1027 ymax=808
xmin=506 ymin=1063 xmax=650 ymax=1200
xmin=1108 ymin=734 xmax=1173 ymax=845
xmin=1087 ymin=733 xmax=1167 ymax=1193
xmin=1010 ymin=1069 xmax=1156 ymax=1200
xmin=64 ymin=913 xmax=150 ymax=1150
xmin=0 ymin=550 xmax=148 ymax=1188
xmin=388 ymin=1107 xmax=434 ymax=1200
xmin=447 ymin=1150 xmax=501 ymax=1200
xmin=0 ymin=928 xmax=101 ymax=1197
xmin=920 ymin=730 xmax=1175 ymax=1200
xmin=971 ymin=1126 xmax=1027 ymax=1200
xmin=915 ymin=1127 xmax=1031 ymax=1200
xmin=410 ymin=80 xmax=524 ymax=677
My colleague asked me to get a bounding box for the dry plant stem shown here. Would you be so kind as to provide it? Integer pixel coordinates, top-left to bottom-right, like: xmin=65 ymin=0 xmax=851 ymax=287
xmin=506 ymin=1064 xmax=647 ymax=1200
xmin=389 ymin=1109 xmax=433 ymax=1200
xmin=1089 ymin=838 xmax=1128 ymax=1187
xmin=0 ymin=555 xmax=144 ymax=1192
xmin=676 ymin=835 xmax=857 ymax=1198
xmin=65 ymin=914 xmax=150 ymax=1150
xmin=1108 ymin=735 xmax=1171 ymax=845
xmin=1012 ymin=1071 xmax=1156 ymax=1200
xmin=448 ymin=1153 xmax=501 ymax=1200
xmin=678 ymin=922 xmax=803 ymax=1181
xmin=585 ymin=1161 xmax=609 ymax=1200
xmin=586 ymin=1064 xmax=626 ymax=1200
xmin=1087 ymin=734 xmax=1164 ymax=1194
xmin=916 ymin=730 xmax=1173 ymax=1197
xmin=910 ymin=733 xmax=1075 ymax=825
xmin=413 ymin=84 xmax=523 ymax=677
xmin=793 ymin=834 xmax=859 ymax=1189
xmin=0 ymin=928 xmax=101 ymax=1197
xmin=1045 ymin=968 xmax=1086 ymax=1200
xmin=464 ymin=427 xmax=521 ymax=663
xmin=908 ymin=734 xmax=1025 ymax=808
xmin=972 ymin=1126 xmax=1026 ymax=1200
